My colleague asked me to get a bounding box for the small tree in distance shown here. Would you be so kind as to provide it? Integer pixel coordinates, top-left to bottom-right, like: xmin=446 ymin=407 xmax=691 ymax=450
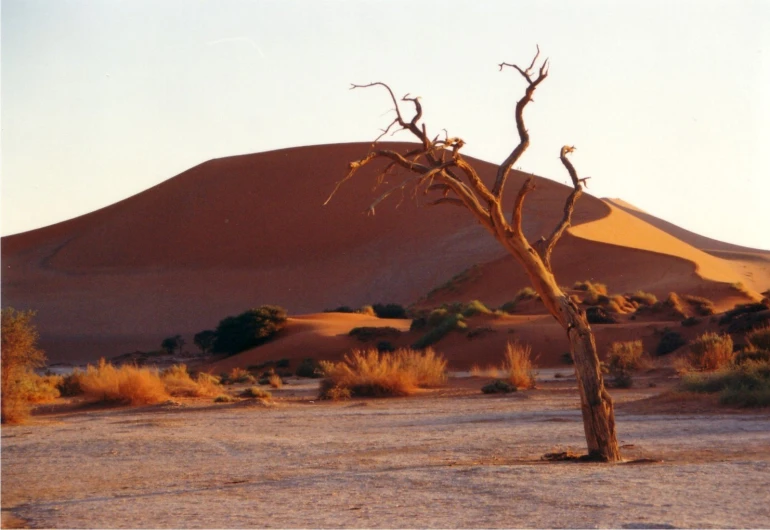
xmin=194 ymin=330 xmax=217 ymax=354
xmin=212 ymin=306 xmax=288 ymax=356
xmin=161 ymin=335 xmax=185 ymax=356
xmin=326 ymin=47 xmax=620 ymax=461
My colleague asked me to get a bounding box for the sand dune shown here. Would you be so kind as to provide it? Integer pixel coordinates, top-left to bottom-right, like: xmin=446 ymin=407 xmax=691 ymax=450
xmin=2 ymin=142 xmax=768 ymax=365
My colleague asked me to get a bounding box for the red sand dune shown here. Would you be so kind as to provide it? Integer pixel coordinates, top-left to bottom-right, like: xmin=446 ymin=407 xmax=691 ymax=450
xmin=2 ymin=142 xmax=768 ymax=367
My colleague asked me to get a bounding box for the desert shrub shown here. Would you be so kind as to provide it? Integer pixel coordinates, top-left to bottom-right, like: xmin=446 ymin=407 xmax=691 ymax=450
xmin=682 ymin=295 xmax=716 ymax=316
xmin=466 ymin=326 xmax=495 ymax=340
xmin=160 ymin=364 xmax=221 ymax=397
xmin=656 ymin=328 xmax=686 ymax=356
xmin=680 ymin=360 xmax=770 ymax=407
xmin=295 ymin=358 xmax=323 ymax=378
xmin=319 ymin=348 xmax=447 ymax=399
xmin=735 ymin=346 xmax=770 ymax=365
xmin=687 ymin=333 xmax=734 ymax=371
xmin=212 ymin=306 xmax=288 ymax=355
xmin=461 ymin=300 xmax=492 ymax=317
xmin=573 ymin=281 xmax=608 ymax=305
xmin=482 ymin=380 xmax=517 ymax=394
xmin=585 ymin=306 xmax=618 ymax=324
xmin=502 ymin=341 xmax=536 ymax=389
xmin=681 ymin=317 xmax=701 ymax=327
xmin=427 ymin=308 xmax=449 ymax=327
xmin=514 ymin=286 xmax=538 ymax=301
xmin=409 ymin=317 xmax=427 ymax=331
xmin=214 ymin=394 xmax=237 ymax=403
xmin=160 ymin=335 xmax=185 ymax=355
xmin=240 ymin=386 xmax=272 ymax=399
xmin=78 ymin=359 xmax=169 ymax=405
xmin=720 ymin=303 xmax=770 ymax=334
xmin=193 ymin=330 xmax=217 ymax=354
xmin=275 ymin=358 xmax=290 ymax=368
xmin=324 ymin=306 xmax=355 ymax=313
xmin=498 ymin=300 xmax=518 ymax=314
xmin=412 ymin=313 xmax=466 ymax=349
xmin=376 ymin=340 xmax=396 ymax=352
xmin=664 ymin=293 xmax=688 ymax=319
xmin=2 ymin=308 xmax=48 ymax=423
xmin=58 ymin=371 xmax=85 ymax=396
xmin=372 ymin=303 xmax=407 ymax=319
xmin=747 ymin=326 xmax=770 ymax=351
xmin=606 ymin=340 xmax=649 ymax=388
xmin=23 ymin=374 xmax=62 ymax=403
xmin=348 ymin=326 xmax=401 ymax=342
xmin=226 ymin=367 xmax=256 ymax=384
xmin=268 ymin=373 xmax=283 ymax=388
xmin=629 ymin=291 xmax=658 ymax=306
xmin=358 ymin=305 xmax=376 ymax=316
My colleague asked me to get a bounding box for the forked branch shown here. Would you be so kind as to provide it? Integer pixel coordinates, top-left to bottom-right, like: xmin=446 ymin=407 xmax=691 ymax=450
xmin=540 ymin=146 xmax=584 ymax=271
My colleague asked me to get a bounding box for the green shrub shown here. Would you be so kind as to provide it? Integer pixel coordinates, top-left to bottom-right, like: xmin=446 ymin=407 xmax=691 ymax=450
xmin=735 ymin=347 xmax=770 ymax=365
xmin=680 ymin=360 xmax=770 ymax=407
xmin=372 ymin=303 xmax=407 ymax=319
xmin=688 ymin=333 xmax=734 ymax=371
xmin=656 ymin=328 xmax=686 ymax=356
xmin=412 ymin=313 xmax=466 ymax=349
xmin=461 ymin=300 xmax=492 ymax=317
xmin=193 ymin=330 xmax=217 ymax=354
xmin=481 ymin=380 xmax=517 ymax=394
xmin=348 ymin=326 xmax=401 ymax=342
xmin=212 ymin=306 xmax=288 ymax=355
xmin=295 ymin=358 xmax=323 ymax=378
xmin=681 ymin=317 xmax=701 ymax=327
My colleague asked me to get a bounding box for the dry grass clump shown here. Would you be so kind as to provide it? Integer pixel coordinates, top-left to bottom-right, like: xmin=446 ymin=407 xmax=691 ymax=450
xmin=224 ymin=367 xmax=256 ymax=385
xmin=573 ymin=280 xmax=608 ymax=305
xmin=268 ymin=373 xmax=283 ymax=388
xmin=319 ymin=348 xmax=447 ymax=399
xmin=502 ymin=341 xmax=536 ymax=389
xmin=687 ymin=333 xmax=734 ymax=371
xmin=240 ymin=386 xmax=272 ymax=399
xmin=161 ymin=365 xmax=222 ymax=397
xmin=214 ymin=394 xmax=237 ymax=403
xmin=682 ymin=294 xmax=716 ymax=316
xmin=79 ymin=359 xmax=169 ymax=405
xmin=606 ymin=340 xmax=650 ymax=388
xmin=629 ymin=291 xmax=658 ymax=306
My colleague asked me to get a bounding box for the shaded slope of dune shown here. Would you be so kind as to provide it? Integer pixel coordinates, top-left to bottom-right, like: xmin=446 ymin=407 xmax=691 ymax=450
xmin=1 ymin=142 xmax=607 ymax=362
xmin=3 ymin=142 xmax=767 ymax=366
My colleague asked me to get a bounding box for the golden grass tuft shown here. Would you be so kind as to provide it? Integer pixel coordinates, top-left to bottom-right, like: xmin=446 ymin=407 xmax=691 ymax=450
xmin=268 ymin=373 xmax=283 ymax=388
xmin=319 ymin=348 xmax=447 ymax=399
xmin=79 ymin=359 xmax=169 ymax=405
xmin=502 ymin=341 xmax=536 ymax=389
xmin=687 ymin=333 xmax=734 ymax=371
xmin=161 ymin=365 xmax=222 ymax=397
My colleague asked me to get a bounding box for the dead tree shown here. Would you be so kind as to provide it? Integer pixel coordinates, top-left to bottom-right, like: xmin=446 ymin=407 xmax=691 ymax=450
xmin=326 ymin=47 xmax=621 ymax=462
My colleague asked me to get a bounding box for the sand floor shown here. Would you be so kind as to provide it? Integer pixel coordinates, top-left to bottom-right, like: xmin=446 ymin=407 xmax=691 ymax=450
xmin=2 ymin=378 xmax=769 ymax=529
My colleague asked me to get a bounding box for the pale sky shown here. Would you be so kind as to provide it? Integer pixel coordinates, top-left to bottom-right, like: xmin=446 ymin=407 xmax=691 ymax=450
xmin=2 ymin=0 xmax=769 ymax=249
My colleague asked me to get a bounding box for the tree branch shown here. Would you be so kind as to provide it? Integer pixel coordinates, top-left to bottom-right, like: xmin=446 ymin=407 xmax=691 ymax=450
xmin=511 ymin=176 xmax=536 ymax=239
xmin=493 ymin=46 xmax=550 ymax=198
xmin=540 ymin=146 xmax=584 ymax=271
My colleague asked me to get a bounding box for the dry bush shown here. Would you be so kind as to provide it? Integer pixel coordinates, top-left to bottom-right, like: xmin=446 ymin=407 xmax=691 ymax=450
xmin=161 ymin=364 xmax=221 ymax=397
xmin=688 ymin=333 xmax=734 ymax=371
xmin=268 ymin=373 xmax=283 ymax=388
xmin=573 ymin=281 xmax=608 ymax=305
xmin=79 ymin=359 xmax=169 ymax=405
xmin=214 ymin=394 xmax=237 ymax=403
xmin=319 ymin=347 xmax=447 ymax=399
xmin=606 ymin=340 xmax=650 ymax=388
xmin=665 ymin=292 xmax=688 ymax=319
xmin=226 ymin=367 xmax=256 ymax=385
xmin=502 ymin=341 xmax=536 ymax=389
xmin=629 ymin=291 xmax=658 ymax=306
xmin=25 ymin=374 xmax=62 ymax=403
xmin=747 ymin=326 xmax=770 ymax=351
xmin=2 ymin=308 xmax=47 ymax=424
xmin=682 ymin=295 xmax=716 ymax=316
xmin=240 ymin=386 xmax=272 ymax=399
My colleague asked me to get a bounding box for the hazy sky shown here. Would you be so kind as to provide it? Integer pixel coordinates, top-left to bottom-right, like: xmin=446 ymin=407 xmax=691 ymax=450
xmin=2 ymin=0 xmax=769 ymax=249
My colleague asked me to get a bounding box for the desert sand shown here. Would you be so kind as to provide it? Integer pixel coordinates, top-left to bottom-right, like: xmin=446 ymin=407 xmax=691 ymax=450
xmin=1 ymin=142 xmax=768 ymax=367
xmin=3 ymin=375 xmax=770 ymax=529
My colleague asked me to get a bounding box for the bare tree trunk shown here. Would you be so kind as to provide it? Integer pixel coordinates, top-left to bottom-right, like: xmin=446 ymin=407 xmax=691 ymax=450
xmin=328 ymin=47 xmax=622 ymax=462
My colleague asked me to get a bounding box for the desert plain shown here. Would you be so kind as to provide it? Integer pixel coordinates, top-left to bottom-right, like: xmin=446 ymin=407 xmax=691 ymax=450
xmin=2 ymin=142 xmax=770 ymax=528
